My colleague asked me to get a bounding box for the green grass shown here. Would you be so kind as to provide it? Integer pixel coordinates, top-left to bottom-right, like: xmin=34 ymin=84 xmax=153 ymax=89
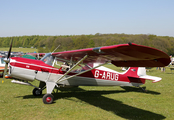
xmin=0 ymin=47 xmax=37 ymax=53
xmin=0 ymin=66 xmax=174 ymax=120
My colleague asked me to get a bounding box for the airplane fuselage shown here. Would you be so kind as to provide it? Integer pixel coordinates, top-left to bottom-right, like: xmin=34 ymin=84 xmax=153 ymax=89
xmin=9 ymin=57 xmax=145 ymax=87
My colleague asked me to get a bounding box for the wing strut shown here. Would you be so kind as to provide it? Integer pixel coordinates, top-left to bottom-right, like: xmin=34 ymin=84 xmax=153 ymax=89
xmin=56 ymin=55 xmax=88 ymax=83
xmin=57 ymin=61 xmax=110 ymax=83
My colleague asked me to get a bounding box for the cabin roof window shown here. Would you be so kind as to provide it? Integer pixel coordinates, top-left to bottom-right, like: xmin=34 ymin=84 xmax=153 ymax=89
xmin=41 ymin=53 xmax=55 ymax=66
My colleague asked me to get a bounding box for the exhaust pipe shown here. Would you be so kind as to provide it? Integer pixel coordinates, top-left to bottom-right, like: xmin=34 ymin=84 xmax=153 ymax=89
xmin=11 ymin=80 xmax=33 ymax=86
xmin=11 ymin=80 xmax=40 ymax=89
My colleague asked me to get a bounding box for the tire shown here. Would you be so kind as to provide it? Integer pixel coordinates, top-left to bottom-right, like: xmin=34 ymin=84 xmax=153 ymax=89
xmin=43 ymin=94 xmax=54 ymax=104
xmin=32 ymin=88 xmax=42 ymax=96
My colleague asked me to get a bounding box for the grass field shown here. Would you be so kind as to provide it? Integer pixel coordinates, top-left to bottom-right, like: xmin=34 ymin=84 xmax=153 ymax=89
xmin=0 ymin=66 xmax=174 ymax=120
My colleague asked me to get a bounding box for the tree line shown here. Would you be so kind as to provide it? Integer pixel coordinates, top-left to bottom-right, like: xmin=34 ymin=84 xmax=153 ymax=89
xmin=0 ymin=33 xmax=174 ymax=55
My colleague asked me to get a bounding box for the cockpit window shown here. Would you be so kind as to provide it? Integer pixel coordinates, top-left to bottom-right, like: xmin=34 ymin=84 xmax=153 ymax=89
xmin=41 ymin=53 xmax=55 ymax=66
xmin=71 ymin=64 xmax=91 ymax=73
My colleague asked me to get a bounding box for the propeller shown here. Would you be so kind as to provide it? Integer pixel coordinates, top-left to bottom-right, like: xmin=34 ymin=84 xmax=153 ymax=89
xmin=2 ymin=39 xmax=13 ymax=82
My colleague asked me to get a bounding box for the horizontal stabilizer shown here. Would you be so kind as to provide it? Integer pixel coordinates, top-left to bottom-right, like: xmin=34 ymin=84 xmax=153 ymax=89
xmin=139 ymin=75 xmax=161 ymax=83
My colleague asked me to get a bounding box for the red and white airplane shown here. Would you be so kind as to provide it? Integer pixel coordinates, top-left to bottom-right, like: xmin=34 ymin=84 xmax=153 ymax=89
xmin=3 ymin=41 xmax=171 ymax=104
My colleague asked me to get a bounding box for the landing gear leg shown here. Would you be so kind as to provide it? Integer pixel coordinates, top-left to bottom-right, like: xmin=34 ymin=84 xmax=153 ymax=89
xmin=39 ymin=81 xmax=46 ymax=90
xmin=42 ymin=82 xmax=56 ymax=104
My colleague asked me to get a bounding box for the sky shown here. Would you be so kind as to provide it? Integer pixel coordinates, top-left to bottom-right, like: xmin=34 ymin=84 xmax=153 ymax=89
xmin=0 ymin=0 xmax=174 ymax=37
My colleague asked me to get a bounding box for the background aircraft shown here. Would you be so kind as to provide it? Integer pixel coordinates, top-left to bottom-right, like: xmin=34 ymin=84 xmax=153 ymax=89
xmin=3 ymin=41 xmax=171 ymax=104
xmin=0 ymin=58 xmax=8 ymax=79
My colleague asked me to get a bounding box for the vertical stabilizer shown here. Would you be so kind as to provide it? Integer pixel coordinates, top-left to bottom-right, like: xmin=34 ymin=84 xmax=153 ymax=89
xmin=124 ymin=67 xmax=139 ymax=77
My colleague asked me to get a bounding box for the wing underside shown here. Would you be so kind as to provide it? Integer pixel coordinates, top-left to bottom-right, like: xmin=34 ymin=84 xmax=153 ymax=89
xmin=52 ymin=43 xmax=171 ymax=67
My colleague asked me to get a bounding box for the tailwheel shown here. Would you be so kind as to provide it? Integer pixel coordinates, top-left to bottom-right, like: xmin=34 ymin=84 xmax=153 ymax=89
xmin=139 ymin=86 xmax=147 ymax=92
xmin=43 ymin=94 xmax=54 ymax=104
xmin=32 ymin=88 xmax=42 ymax=96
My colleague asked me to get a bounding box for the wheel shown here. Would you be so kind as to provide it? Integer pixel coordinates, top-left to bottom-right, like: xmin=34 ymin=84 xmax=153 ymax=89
xmin=43 ymin=94 xmax=54 ymax=104
xmin=32 ymin=88 xmax=42 ymax=96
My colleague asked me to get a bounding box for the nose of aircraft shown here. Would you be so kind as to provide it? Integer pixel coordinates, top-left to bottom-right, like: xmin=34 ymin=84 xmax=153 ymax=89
xmin=3 ymin=39 xmax=13 ymax=80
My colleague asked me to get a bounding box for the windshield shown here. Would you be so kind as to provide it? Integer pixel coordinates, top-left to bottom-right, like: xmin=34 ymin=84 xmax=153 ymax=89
xmin=41 ymin=53 xmax=55 ymax=66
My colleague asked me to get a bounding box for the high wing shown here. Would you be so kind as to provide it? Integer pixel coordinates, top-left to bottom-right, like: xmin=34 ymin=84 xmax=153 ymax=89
xmin=52 ymin=43 xmax=171 ymax=67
